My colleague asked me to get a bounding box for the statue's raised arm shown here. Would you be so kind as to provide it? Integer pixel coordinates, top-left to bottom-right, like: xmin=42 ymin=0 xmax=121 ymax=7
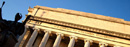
xmin=0 ymin=1 xmax=5 ymax=20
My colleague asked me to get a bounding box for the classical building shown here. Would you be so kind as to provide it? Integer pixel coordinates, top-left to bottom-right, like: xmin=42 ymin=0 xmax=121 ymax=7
xmin=15 ymin=5 xmax=130 ymax=47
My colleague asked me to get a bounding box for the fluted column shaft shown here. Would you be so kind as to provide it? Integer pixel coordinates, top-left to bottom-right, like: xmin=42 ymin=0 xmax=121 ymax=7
xmin=53 ymin=33 xmax=64 ymax=47
xmin=39 ymin=30 xmax=51 ymax=47
xmin=15 ymin=25 xmax=28 ymax=47
xmin=26 ymin=28 xmax=39 ymax=47
xmin=68 ymin=36 xmax=77 ymax=47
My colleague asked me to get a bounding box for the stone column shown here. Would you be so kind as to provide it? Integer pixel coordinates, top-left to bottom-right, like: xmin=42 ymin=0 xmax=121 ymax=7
xmin=84 ymin=39 xmax=93 ymax=47
xmin=26 ymin=28 xmax=39 ymax=47
xmin=99 ymin=42 xmax=108 ymax=47
xmin=68 ymin=36 xmax=77 ymax=47
xmin=53 ymin=33 xmax=64 ymax=47
xmin=15 ymin=25 xmax=29 ymax=47
xmin=39 ymin=30 xmax=51 ymax=47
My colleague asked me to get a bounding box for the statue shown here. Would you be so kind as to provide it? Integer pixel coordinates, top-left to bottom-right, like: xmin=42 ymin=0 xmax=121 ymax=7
xmin=0 ymin=1 xmax=31 ymax=47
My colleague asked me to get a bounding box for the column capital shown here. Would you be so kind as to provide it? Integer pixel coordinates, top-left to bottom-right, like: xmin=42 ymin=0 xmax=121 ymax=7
xmin=44 ymin=30 xmax=52 ymax=36
xmin=33 ymin=28 xmax=40 ymax=31
xmin=56 ymin=33 xmax=64 ymax=39
xmin=69 ymin=36 xmax=78 ymax=42
xmin=84 ymin=39 xmax=93 ymax=44
xmin=44 ymin=30 xmax=51 ymax=33
xmin=84 ymin=39 xmax=93 ymax=42
xmin=56 ymin=33 xmax=64 ymax=36
xmin=99 ymin=42 xmax=108 ymax=46
xmin=69 ymin=36 xmax=78 ymax=40
xmin=114 ymin=45 xmax=122 ymax=47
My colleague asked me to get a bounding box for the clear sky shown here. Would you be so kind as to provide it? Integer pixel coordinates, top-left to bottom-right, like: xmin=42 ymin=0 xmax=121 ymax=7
xmin=0 ymin=0 xmax=130 ymax=22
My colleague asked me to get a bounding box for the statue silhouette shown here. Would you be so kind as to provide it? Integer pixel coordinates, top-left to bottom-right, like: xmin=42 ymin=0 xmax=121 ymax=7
xmin=0 ymin=1 xmax=31 ymax=47
xmin=0 ymin=1 xmax=5 ymax=20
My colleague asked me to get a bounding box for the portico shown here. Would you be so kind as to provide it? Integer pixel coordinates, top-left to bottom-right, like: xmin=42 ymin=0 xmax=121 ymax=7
xmin=15 ymin=6 xmax=130 ymax=47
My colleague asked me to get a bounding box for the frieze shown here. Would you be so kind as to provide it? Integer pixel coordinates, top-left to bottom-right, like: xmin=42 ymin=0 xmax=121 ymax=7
xmin=28 ymin=16 xmax=130 ymax=39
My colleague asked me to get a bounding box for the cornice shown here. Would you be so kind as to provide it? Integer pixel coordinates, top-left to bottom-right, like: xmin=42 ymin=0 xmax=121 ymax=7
xmin=27 ymin=15 xmax=130 ymax=40
xmin=33 ymin=5 xmax=130 ymax=25
xmin=28 ymin=7 xmax=34 ymax=12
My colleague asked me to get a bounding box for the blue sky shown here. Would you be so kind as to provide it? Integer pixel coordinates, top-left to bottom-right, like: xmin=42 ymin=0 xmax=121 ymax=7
xmin=0 ymin=0 xmax=130 ymax=22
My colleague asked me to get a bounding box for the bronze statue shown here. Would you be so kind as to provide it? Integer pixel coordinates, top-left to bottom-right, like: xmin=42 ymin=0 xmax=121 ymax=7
xmin=0 ymin=1 xmax=31 ymax=47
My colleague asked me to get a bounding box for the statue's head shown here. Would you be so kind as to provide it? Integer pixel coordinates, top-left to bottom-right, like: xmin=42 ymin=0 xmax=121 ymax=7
xmin=15 ymin=13 xmax=22 ymax=22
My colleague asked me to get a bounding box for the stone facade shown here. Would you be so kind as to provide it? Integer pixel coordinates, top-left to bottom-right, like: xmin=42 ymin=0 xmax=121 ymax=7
xmin=15 ymin=6 xmax=130 ymax=47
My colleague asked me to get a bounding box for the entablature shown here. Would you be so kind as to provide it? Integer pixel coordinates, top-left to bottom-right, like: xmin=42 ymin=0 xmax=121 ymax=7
xmin=26 ymin=15 xmax=130 ymax=40
xmin=25 ymin=18 xmax=130 ymax=47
